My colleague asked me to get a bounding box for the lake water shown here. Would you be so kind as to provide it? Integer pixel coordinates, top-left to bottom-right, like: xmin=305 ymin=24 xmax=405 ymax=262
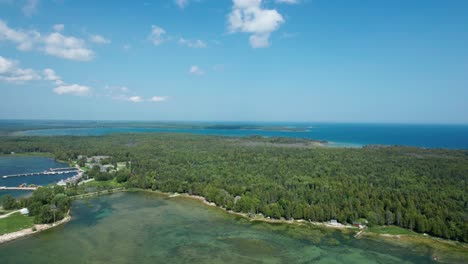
xmin=14 ymin=123 xmax=468 ymax=149
xmin=0 ymin=192 xmax=445 ymax=263
xmin=0 ymin=156 xmax=76 ymax=198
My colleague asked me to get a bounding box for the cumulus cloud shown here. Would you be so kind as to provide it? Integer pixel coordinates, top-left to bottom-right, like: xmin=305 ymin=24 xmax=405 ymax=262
xmin=148 ymin=25 xmax=166 ymax=46
xmin=106 ymin=85 xmax=168 ymax=103
xmin=178 ymin=38 xmax=207 ymax=48
xmin=228 ymin=0 xmax=285 ymax=48
xmin=128 ymin=96 xmax=143 ymax=103
xmin=53 ymin=84 xmax=90 ymax=96
xmin=0 ymin=20 xmax=94 ymax=61
xmin=89 ymin=34 xmax=111 ymax=44
xmin=149 ymin=96 xmax=169 ymax=102
xmin=148 ymin=25 xmax=206 ymax=48
xmin=22 ymin=0 xmax=39 ymax=16
xmin=0 ymin=56 xmax=92 ymax=96
xmin=189 ymin=65 xmax=204 ymax=75
xmin=0 ymin=56 xmax=41 ymax=83
xmin=0 ymin=56 xmax=14 ymax=74
xmin=43 ymin=68 xmax=64 ymax=85
xmin=53 ymin=24 xmax=64 ymax=32
xmin=0 ymin=20 xmax=40 ymax=51
xmin=43 ymin=32 xmax=94 ymax=61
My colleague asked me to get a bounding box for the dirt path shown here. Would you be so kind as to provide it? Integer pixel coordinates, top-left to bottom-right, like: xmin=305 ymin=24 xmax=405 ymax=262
xmin=0 ymin=210 xmax=20 ymax=219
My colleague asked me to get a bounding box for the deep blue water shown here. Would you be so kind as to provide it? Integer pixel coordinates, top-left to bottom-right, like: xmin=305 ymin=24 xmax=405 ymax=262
xmin=14 ymin=123 xmax=468 ymax=149
xmin=0 ymin=156 xmax=76 ymax=198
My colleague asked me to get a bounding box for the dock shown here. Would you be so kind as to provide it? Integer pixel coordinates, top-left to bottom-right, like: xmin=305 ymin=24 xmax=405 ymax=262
xmin=0 ymin=186 xmax=39 ymax=191
xmin=2 ymin=168 xmax=78 ymax=179
xmin=49 ymin=167 xmax=77 ymax=171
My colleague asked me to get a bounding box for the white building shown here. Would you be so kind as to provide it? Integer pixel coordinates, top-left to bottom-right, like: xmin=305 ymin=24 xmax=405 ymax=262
xmin=57 ymin=180 xmax=67 ymax=186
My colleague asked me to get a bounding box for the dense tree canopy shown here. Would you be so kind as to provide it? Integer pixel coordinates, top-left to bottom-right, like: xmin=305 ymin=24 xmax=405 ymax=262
xmin=0 ymin=134 xmax=467 ymax=242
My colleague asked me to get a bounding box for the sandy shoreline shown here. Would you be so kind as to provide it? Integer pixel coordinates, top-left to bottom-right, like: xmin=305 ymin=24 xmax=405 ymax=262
xmin=168 ymin=192 xmax=353 ymax=230
xmin=0 ymin=214 xmax=71 ymax=245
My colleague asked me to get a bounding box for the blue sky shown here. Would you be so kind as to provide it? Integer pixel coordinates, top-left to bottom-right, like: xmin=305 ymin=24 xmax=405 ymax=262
xmin=0 ymin=0 xmax=467 ymax=123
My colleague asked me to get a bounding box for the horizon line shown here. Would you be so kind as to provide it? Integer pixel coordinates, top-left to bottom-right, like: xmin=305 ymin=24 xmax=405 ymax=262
xmin=0 ymin=118 xmax=467 ymax=126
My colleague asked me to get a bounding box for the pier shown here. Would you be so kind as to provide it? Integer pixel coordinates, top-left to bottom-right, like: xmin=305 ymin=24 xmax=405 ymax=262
xmin=2 ymin=168 xmax=79 ymax=179
xmin=0 ymin=186 xmax=39 ymax=191
xmin=49 ymin=167 xmax=77 ymax=171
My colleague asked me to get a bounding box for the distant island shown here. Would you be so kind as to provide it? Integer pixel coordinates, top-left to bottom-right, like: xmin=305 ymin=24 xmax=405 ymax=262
xmin=1 ymin=120 xmax=308 ymax=135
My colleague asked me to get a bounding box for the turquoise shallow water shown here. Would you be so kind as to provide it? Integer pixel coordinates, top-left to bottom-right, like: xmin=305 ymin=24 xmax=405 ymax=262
xmin=0 ymin=192 xmax=439 ymax=263
xmin=14 ymin=123 xmax=468 ymax=149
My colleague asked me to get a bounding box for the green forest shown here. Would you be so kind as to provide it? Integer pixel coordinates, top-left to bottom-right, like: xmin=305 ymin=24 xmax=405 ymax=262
xmin=0 ymin=134 xmax=467 ymax=242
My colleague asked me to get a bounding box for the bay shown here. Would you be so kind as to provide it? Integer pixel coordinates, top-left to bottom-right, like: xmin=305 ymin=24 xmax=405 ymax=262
xmin=14 ymin=123 xmax=468 ymax=149
xmin=0 ymin=192 xmax=439 ymax=264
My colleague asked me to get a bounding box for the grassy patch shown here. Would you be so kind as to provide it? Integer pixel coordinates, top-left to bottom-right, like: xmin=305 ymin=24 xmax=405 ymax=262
xmin=368 ymin=225 xmax=416 ymax=235
xmin=81 ymin=179 xmax=124 ymax=189
xmin=0 ymin=209 xmax=14 ymax=216
xmin=0 ymin=213 xmax=34 ymax=235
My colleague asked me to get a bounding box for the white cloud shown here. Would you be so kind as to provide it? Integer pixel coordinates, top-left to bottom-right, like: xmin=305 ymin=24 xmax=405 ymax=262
xmin=175 ymin=0 xmax=189 ymax=8
xmin=43 ymin=68 xmax=64 ymax=85
xmin=0 ymin=56 xmax=94 ymax=97
xmin=106 ymin=86 xmax=167 ymax=103
xmin=53 ymin=24 xmax=64 ymax=32
xmin=53 ymin=84 xmax=90 ymax=96
xmin=0 ymin=19 xmax=40 ymax=51
xmin=105 ymin=85 xmax=130 ymax=96
xmin=149 ymin=96 xmax=169 ymax=102
xmin=275 ymin=0 xmax=299 ymax=4
xmin=0 ymin=56 xmax=41 ymax=83
xmin=178 ymin=38 xmax=207 ymax=48
xmin=22 ymin=0 xmax=39 ymax=16
xmin=128 ymin=96 xmax=143 ymax=103
xmin=0 ymin=67 xmax=41 ymax=82
xmin=0 ymin=56 xmax=91 ymax=96
xmin=0 ymin=20 xmax=94 ymax=61
xmin=148 ymin=25 xmax=166 ymax=46
xmin=89 ymin=34 xmax=111 ymax=44
xmin=228 ymin=0 xmax=285 ymax=48
xmin=0 ymin=56 xmax=14 ymax=73
xmin=43 ymin=32 xmax=94 ymax=61
xmin=189 ymin=65 xmax=204 ymax=75
xmin=123 ymin=44 xmax=131 ymax=51
xmin=45 ymin=69 xmax=91 ymax=96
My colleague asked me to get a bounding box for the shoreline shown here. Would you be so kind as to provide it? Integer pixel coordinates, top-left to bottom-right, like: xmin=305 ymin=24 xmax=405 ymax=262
xmin=162 ymin=191 xmax=468 ymax=252
xmin=1 ymin=188 xmax=467 ymax=258
xmin=0 ymin=213 xmax=71 ymax=245
xmin=167 ymin=192 xmax=355 ymax=230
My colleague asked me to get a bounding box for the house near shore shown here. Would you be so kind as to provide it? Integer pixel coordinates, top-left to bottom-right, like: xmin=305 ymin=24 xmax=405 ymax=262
xmin=330 ymin=219 xmax=339 ymax=226
xmin=352 ymin=221 xmax=366 ymax=229
xmin=20 ymin=208 xmax=29 ymax=215
xmin=57 ymin=180 xmax=67 ymax=186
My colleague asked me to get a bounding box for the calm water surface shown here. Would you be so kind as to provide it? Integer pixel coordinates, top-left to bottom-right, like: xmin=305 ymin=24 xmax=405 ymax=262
xmin=15 ymin=123 xmax=468 ymax=149
xmin=0 ymin=156 xmax=76 ymax=198
xmin=0 ymin=192 xmax=440 ymax=264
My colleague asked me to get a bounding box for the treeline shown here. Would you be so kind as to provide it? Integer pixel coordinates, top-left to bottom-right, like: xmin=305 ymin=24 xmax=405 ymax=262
xmin=0 ymin=134 xmax=467 ymax=242
xmin=1 ymin=186 xmax=71 ymax=224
